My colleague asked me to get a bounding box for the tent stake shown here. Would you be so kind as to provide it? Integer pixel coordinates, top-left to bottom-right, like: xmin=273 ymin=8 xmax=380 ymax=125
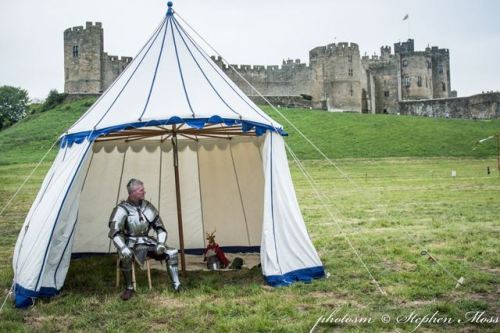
xmin=172 ymin=131 xmax=187 ymax=277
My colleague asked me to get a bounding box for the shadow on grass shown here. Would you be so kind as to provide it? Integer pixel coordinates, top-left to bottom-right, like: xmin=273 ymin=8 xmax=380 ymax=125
xmin=60 ymin=255 xmax=265 ymax=298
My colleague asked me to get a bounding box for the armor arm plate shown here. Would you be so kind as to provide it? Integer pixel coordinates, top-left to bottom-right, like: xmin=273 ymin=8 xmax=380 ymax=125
xmin=108 ymin=205 xmax=128 ymax=239
xmin=157 ymin=230 xmax=167 ymax=245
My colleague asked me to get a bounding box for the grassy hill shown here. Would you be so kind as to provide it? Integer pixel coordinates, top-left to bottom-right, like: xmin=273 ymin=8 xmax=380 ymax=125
xmin=262 ymin=106 xmax=500 ymax=159
xmin=0 ymin=98 xmax=96 ymax=165
xmin=0 ymin=98 xmax=499 ymax=165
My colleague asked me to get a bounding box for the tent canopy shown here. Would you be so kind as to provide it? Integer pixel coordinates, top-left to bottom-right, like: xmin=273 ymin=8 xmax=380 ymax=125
xmin=12 ymin=2 xmax=324 ymax=308
xmin=63 ymin=3 xmax=285 ymax=147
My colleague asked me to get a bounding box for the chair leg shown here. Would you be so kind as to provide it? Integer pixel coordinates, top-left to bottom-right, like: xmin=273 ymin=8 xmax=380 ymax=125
xmin=116 ymin=256 xmax=120 ymax=288
xmin=147 ymin=259 xmax=152 ymax=290
xmin=132 ymin=262 xmax=137 ymax=291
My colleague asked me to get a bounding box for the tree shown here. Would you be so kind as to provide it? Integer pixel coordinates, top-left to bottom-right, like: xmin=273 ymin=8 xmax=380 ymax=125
xmin=0 ymin=85 xmax=29 ymax=129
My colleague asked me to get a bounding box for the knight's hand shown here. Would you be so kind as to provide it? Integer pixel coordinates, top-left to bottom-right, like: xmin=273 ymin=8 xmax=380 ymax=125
xmin=156 ymin=244 xmax=166 ymax=255
xmin=121 ymin=246 xmax=132 ymax=259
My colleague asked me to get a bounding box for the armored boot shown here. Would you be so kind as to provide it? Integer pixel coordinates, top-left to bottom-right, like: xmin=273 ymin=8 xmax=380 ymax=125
xmin=120 ymin=257 xmax=135 ymax=300
xmin=166 ymin=248 xmax=181 ymax=292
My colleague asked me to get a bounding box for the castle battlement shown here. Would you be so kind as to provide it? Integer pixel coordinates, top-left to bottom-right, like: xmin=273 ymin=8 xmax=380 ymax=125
xmin=325 ymin=42 xmax=359 ymax=53
xmin=106 ymin=55 xmax=132 ymax=62
xmin=86 ymin=21 xmax=102 ymax=28
xmin=65 ymin=22 xmax=102 ymax=35
xmin=427 ymin=46 xmax=449 ymax=57
xmin=362 ymin=52 xmax=397 ymax=62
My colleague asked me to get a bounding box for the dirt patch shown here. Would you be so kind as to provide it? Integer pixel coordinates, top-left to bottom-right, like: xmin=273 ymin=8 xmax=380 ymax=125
xmin=25 ymin=314 xmax=74 ymax=331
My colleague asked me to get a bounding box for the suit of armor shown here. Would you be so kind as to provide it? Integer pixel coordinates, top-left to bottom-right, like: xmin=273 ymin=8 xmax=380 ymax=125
xmin=108 ymin=199 xmax=181 ymax=293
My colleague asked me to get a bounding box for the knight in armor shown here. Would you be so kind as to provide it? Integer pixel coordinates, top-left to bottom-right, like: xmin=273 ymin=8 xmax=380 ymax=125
xmin=108 ymin=178 xmax=181 ymax=300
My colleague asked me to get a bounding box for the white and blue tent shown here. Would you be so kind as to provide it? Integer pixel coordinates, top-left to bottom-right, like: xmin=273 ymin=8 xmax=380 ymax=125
xmin=12 ymin=3 xmax=324 ymax=307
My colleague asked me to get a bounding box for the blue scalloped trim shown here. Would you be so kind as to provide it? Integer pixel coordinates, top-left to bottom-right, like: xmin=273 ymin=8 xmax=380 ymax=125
xmin=61 ymin=117 xmax=287 ymax=148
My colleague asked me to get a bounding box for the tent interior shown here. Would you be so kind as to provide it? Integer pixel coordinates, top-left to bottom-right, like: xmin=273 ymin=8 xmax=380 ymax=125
xmin=73 ymin=124 xmax=266 ymax=261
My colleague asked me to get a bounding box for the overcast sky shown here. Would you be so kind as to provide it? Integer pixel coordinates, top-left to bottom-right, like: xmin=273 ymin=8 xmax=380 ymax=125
xmin=1 ymin=0 xmax=499 ymax=100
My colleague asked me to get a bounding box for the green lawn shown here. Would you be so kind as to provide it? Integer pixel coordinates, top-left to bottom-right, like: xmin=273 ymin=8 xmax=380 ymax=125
xmin=0 ymin=101 xmax=499 ymax=332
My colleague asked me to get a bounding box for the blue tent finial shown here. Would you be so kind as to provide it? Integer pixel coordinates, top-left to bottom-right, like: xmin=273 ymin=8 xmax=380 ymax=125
xmin=167 ymin=1 xmax=174 ymax=16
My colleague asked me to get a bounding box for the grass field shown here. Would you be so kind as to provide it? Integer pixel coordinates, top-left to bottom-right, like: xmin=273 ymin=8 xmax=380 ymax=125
xmin=0 ymin=101 xmax=499 ymax=332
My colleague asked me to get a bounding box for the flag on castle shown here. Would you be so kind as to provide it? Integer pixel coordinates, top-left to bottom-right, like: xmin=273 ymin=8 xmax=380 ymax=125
xmin=403 ymin=14 xmax=409 ymax=21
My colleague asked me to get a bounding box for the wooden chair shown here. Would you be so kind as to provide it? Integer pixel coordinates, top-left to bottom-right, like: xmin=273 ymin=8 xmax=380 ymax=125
xmin=116 ymin=256 xmax=152 ymax=290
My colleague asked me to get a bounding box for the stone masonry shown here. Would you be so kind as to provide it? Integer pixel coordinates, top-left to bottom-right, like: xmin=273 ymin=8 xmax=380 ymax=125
xmin=64 ymin=22 xmax=131 ymax=94
xmin=64 ymin=22 xmax=498 ymax=119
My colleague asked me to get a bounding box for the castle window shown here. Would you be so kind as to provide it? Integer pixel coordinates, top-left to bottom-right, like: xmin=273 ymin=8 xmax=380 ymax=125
xmin=72 ymin=45 xmax=79 ymax=57
xmin=427 ymin=61 xmax=431 ymax=69
xmin=438 ymin=64 xmax=443 ymax=74
xmin=348 ymin=68 xmax=353 ymax=76
xmin=348 ymin=55 xmax=353 ymax=62
xmin=384 ymin=91 xmax=390 ymax=97
xmin=403 ymin=77 xmax=411 ymax=88
xmin=442 ymin=82 xmax=446 ymax=91
xmin=350 ymin=85 xmax=353 ymax=96
xmin=402 ymin=59 xmax=408 ymax=67
xmin=417 ymin=76 xmax=422 ymax=87
xmin=425 ymin=77 xmax=428 ymax=88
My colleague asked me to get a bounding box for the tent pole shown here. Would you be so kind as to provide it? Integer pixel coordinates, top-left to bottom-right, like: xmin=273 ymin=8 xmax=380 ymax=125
xmin=172 ymin=131 xmax=187 ymax=276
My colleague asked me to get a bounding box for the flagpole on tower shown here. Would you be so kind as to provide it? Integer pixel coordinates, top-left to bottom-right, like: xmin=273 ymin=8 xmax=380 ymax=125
xmin=403 ymin=13 xmax=410 ymax=39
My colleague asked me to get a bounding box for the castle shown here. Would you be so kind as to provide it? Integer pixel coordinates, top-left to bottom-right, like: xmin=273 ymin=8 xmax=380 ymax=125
xmin=64 ymin=22 xmax=500 ymax=119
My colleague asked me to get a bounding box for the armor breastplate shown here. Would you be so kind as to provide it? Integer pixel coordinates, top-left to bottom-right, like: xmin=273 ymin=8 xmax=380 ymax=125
xmin=119 ymin=201 xmax=154 ymax=237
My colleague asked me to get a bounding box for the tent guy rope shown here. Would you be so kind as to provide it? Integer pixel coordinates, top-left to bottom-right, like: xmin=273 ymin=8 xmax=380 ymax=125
xmin=0 ymin=139 xmax=59 ymax=217
xmin=285 ymin=142 xmax=387 ymax=296
xmin=175 ymin=10 xmax=465 ymax=289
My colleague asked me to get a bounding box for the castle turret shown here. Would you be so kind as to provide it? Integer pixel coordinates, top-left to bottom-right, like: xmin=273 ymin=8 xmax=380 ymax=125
xmin=380 ymin=46 xmax=391 ymax=58
xmin=428 ymin=47 xmax=451 ymax=98
xmin=64 ymin=22 xmax=104 ymax=94
xmin=309 ymin=42 xmax=364 ymax=112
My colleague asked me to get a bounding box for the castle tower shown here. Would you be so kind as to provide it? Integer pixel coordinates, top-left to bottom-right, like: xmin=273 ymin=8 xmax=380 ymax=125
xmin=309 ymin=42 xmax=364 ymax=112
xmin=428 ymin=47 xmax=451 ymax=98
xmin=395 ymin=40 xmax=433 ymax=100
xmin=64 ymin=22 xmax=104 ymax=94
xmin=361 ymin=48 xmax=400 ymax=114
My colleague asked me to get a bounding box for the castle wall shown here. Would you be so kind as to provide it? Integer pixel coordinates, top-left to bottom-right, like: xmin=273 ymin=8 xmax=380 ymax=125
xmin=399 ymin=92 xmax=500 ymax=119
xmin=211 ymin=56 xmax=314 ymax=100
xmin=102 ymin=54 xmax=132 ymax=92
xmin=64 ymin=22 xmax=103 ymax=94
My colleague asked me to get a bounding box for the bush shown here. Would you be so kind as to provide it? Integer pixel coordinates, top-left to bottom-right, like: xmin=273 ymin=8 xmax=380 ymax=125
xmin=41 ymin=89 xmax=67 ymax=112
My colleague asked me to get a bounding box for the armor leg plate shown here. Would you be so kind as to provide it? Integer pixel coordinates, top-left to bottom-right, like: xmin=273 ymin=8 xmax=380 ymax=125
xmin=120 ymin=256 xmax=134 ymax=291
xmin=166 ymin=248 xmax=181 ymax=291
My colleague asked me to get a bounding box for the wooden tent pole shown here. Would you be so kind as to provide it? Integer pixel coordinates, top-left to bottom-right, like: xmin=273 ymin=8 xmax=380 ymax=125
xmin=172 ymin=130 xmax=187 ymax=276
